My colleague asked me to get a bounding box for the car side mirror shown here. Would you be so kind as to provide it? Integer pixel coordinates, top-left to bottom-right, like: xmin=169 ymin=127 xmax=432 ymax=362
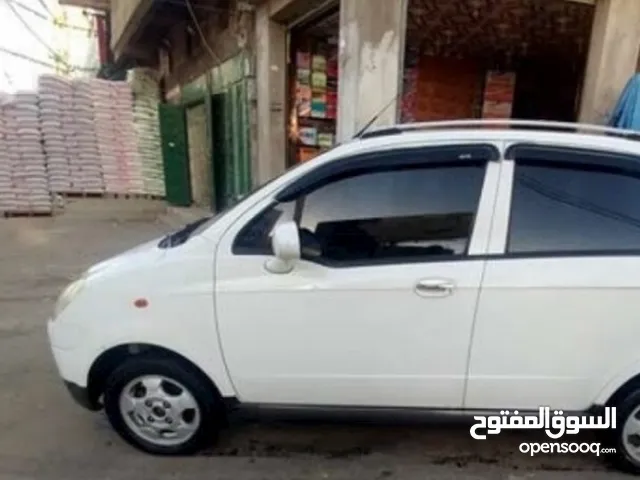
xmin=265 ymin=222 xmax=301 ymax=274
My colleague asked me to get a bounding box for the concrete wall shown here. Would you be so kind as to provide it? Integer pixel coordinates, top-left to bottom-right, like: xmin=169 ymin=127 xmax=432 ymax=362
xmin=161 ymin=6 xmax=253 ymax=92
xmin=337 ymin=0 xmax=408 ymax=141
xmin=579 ymin=0 xmax=640 ymax=124
xmin=254 ymin=4 xmax=287 ymax=185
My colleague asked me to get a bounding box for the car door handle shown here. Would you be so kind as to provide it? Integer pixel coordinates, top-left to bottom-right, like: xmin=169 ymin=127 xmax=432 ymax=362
xmin=414 ymin=279 xmax=455 ymax=298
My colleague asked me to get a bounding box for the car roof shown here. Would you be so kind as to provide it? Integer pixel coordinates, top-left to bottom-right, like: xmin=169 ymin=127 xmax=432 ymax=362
xmin=323 ymin=120 xmax=640 ymax=163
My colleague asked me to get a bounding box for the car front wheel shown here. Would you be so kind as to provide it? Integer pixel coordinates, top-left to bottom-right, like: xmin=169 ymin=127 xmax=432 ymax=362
xmin=103 ymin=356 xmax=222 ymax=455
xmin=604 ymin=389 xmax=640 ymax=474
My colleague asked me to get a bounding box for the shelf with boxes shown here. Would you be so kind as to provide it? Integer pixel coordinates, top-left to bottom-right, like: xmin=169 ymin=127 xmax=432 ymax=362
xmin=290 ymin=38 xmax=339 ymax=164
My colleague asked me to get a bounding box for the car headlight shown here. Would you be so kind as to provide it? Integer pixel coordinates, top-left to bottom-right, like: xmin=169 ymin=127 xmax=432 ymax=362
xmin=54 ymin=278 xmax=86 ymax=318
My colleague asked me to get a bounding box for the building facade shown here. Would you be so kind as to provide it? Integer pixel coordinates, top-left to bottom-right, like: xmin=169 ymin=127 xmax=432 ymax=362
xmin=60 ymin=0 xmax=640 ymax=210
xmin=256 ymin=0 xmax=640 ymax=186
xmin=66 ymin=0 xmax=260 ymax=210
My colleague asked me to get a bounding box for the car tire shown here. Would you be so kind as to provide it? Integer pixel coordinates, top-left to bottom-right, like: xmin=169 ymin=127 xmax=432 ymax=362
xmin=604 ymin=389 xmax=640 ymax=474
xmin=103 ymin=355 xmax=223 ymax=455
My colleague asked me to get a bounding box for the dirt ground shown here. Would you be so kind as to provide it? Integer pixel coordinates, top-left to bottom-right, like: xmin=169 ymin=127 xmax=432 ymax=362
xmin=0 ymin=202 xmax=632 ymax=479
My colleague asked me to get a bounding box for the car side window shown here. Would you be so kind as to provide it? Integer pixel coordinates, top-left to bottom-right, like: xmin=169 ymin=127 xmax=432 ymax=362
xmin=234 ymin=161 xmax=488 ymax=264
xmin=233 ymin=201 xmax=296 ymax=255
xmin=508 ymin=158 xmax=640 ymax=254
xmin=297 ymin=165 xmax=486 ymax=264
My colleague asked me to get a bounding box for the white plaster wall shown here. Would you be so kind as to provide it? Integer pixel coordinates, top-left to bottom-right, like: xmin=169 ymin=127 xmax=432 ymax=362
xmin=255 ymin=4 xmax=288 ymax=185
xmin=579 ymin=0 xmax=640 ymax=124
xmin=337 ymin=0 xmax=407 ymax=142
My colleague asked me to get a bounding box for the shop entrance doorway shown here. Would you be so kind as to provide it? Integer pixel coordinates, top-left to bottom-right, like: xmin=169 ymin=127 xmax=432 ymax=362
xmin=402 ymin=0 xmax=595 ymax=123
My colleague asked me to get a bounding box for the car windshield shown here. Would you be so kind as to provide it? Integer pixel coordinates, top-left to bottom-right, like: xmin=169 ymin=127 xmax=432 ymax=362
xmin=158 ymin=161 xmax=308 ymax=248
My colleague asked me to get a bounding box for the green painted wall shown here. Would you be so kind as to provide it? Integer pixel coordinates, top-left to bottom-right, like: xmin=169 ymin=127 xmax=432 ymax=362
xmin=181 ymin=74 xmax=209 ymax=104
xmin=161 ymin=52 xmax=253 ymax=211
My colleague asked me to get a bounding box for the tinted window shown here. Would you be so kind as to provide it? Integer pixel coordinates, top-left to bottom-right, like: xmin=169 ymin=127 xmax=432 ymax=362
xmin=235 ymin=163 xmax=487 ymax=264
xmin=298 ymin=166 xmax=485 ymax=263
xmin=509 ymin=162 xmax=640 ymax=254
xmin=234 ymin=201 xmax=296 ymax=254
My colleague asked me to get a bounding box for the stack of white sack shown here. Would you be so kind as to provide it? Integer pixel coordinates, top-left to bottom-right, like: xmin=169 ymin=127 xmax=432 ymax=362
xmin=91 ymin=78 xmax=127 ymax=194
xmin=91 ymin=79 xmax=143 ymax=194
xmin=5 ymin=92 xmax=51 ymax=213
xmin=38 ymin=74 xmax=73 ymax=193
xmin=111 ymin=80 xmax=144 ymax=194
xmin=0 ymin=98 xmax=11 ymax=212
xmin=128 ymin=68 xmax=165 ymax=197
xmin=70 ymin=79 xmax=104 ymax=194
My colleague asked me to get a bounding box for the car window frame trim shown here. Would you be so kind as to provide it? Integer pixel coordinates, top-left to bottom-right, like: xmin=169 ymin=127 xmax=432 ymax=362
xmin=232 ymin=143 xmax=500 ymax=267
xmin=275 ymin=143 xmax=500 ymax=202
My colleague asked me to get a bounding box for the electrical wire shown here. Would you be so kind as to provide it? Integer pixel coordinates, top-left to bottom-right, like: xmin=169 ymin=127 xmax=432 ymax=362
xmin=53 ymin=15 xmax=94 ymax=33
xmin=184 ymin=0 xmax=222 ymax=65
xmin=0 ymin=45 xmax=59 ymax=69
xmin=36 ymin=0 xmax=54 ymax=19
xmin=1 ymin=67 xmax=14 ymax=89
xmin=5 ymin=0 xmax=68 ymax=66
xmin=11 ymin=0 xmax=49 ymax=20
xmin=0 ymin=45 xmax=96 ymax=72
xmin=5 ymin=0 xmax=92 ymax=72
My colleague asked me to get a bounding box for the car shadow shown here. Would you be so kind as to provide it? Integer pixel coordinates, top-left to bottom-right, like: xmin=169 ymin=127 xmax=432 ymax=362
xmin=199 ymin=407 xmax=610 ymax=472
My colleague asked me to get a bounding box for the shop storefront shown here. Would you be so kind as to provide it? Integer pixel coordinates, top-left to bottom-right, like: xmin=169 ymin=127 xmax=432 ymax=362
xmin=400 ymin=0 xmax=595 ymax=123
xmin=280 ymin=0 xmax=596 ymax=169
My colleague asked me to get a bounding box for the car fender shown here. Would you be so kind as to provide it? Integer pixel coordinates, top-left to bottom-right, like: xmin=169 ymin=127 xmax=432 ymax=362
xmin=593 ymin=360 xmax=640 ymax=406
xmin=95 ymin=333 xmax=237 ymax=398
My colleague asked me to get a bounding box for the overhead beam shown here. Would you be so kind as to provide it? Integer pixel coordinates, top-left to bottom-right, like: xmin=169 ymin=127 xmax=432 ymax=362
xmin=267 ymin=0 xmax=337 ymax=25
xmin=58 ymin=0 xmax=110 ymax=10
xmin=110 ymin=0 xmax=154 ymax=61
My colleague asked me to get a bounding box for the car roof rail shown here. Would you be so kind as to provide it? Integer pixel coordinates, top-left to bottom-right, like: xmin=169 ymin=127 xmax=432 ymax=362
xmin=359 ymin=119 xmax=640 ymax=141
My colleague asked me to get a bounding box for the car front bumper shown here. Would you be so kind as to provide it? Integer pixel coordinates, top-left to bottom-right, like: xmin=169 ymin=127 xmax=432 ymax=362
xmin=48 ymin=318 xmax=100 ymax=411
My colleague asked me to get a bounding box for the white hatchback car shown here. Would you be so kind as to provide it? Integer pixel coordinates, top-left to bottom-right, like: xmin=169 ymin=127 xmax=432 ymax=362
xmin=49 ymin=120 xmax=640 ymax=473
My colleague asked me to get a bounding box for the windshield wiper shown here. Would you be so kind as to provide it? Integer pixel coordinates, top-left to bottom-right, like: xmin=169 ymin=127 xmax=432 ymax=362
xmin=158 ymin=216 xmax=213 ymax=248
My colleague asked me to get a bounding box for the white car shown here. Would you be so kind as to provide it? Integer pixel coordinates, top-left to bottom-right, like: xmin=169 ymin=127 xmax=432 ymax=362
xmin=48 ymin=120 xmax=640 ymax=473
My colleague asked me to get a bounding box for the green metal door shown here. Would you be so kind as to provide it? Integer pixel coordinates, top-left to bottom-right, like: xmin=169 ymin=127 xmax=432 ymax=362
xmin=210 ymin=80 xmax=252 ymax=210
xmin=230 ymin=81 xmax=251 ymax=196
xmin=159 ymin=104 xmax=192 ymax=207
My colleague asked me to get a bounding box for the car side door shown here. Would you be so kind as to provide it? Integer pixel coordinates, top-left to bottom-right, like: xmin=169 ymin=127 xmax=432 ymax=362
xmin=466 ymin=143 xmax=640 ymax=411
xmin=215 ymin=143 xmax=502 ymax=408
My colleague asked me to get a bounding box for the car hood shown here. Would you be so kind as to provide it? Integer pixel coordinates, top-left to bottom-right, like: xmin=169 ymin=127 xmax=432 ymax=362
xmin=86 ymin=237 xmax=165 ymax=279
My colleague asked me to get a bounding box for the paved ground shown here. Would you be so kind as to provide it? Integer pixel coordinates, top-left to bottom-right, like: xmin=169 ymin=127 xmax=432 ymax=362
xmin=0 ymin=201 xmax=633 ymax=479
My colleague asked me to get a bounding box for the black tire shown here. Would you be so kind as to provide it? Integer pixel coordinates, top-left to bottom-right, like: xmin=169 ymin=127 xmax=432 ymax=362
xmin=604 ymin=389 xmax=640 ymax=474
xmin=103 ymin=355 xmax=223 ymax=455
